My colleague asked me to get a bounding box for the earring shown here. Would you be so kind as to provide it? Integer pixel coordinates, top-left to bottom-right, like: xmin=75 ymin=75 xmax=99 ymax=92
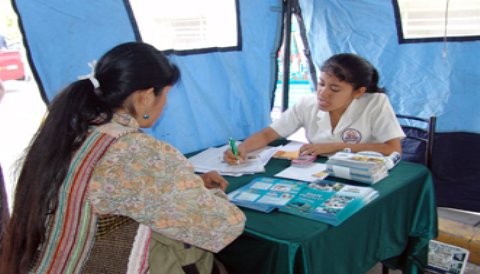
xmin=143 ymin=113 xmax=150 ymax=120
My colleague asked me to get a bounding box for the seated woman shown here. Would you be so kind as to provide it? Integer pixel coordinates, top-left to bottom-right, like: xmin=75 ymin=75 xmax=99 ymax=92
xmin=0 ymin=42 xmax=245 ymax=274
xmin=224 ymin=53 xmax=405 ymax=164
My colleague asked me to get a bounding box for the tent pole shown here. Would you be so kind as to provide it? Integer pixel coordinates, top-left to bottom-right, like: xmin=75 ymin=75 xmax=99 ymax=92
xmin=282 ymin=0 xmax=292 ymax=112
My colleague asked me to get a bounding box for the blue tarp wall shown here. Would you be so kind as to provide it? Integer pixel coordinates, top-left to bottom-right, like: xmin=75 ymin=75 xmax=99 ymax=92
xmin=13 ymin=0 xmax=480 ymax=211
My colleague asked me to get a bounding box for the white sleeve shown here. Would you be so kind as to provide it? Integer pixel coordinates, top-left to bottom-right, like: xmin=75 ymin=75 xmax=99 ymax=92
xmin=270 ymin=95 xmax=313 ymax=137
xmin=371 ymin=95 xmax=406 ymax=142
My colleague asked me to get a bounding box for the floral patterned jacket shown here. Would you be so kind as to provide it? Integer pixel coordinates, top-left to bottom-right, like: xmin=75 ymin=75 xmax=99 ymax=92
xmin=89 ymin=113 xmax=246 ymax=253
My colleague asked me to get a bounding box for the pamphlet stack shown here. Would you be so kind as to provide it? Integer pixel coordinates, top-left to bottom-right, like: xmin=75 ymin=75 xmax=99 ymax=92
xmin=325 ymin=152 xmax=398 ymax=184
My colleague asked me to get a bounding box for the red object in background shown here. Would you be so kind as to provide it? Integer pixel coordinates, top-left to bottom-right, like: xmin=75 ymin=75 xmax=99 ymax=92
xmin=0 ymin=79 xmax=4 ymax=102
xmin=0 ymin=50 xmax=25 ymax=81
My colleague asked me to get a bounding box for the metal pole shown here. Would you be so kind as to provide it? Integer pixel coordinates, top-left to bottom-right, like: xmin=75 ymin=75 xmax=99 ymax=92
xmin=282 ymin=0 xmax=292 ymax=111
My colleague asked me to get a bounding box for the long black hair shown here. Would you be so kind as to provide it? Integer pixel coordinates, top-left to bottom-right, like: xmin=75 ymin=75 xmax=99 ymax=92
xmin=0 ymin=42 xmax=180 ymax=273
xmin=321 ymin=53 xmax=385 ymax=93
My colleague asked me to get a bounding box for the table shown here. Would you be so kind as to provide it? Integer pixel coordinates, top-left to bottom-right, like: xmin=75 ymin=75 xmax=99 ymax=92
xmin=216 ymin=157 xmax=438 ymax=274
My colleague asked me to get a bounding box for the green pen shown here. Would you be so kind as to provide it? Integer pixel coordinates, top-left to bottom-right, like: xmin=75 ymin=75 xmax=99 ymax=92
xmin=229 ymin=138 xmax=239 ymax=159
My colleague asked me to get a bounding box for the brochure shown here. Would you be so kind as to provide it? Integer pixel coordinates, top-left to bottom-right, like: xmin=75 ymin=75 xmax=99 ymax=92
xmin=228 ymin=177 xmax=379 ymax=226
xmin=426 ymin=240 xmax=470 ymax=274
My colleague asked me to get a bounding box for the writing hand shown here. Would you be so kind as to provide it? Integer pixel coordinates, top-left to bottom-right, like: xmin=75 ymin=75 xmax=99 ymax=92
xmin=223 ymin=147 xmax=246 ymax=165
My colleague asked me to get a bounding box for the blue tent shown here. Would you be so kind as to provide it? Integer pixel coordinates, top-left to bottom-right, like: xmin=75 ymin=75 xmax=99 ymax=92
xmin=13 ymin=0 xmax=480 ymax=211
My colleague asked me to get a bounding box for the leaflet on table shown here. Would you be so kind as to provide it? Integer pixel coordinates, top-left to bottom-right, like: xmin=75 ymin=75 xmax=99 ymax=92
xmin=227 ymin=177 xmax=304 ymax=212
xmin=274 ymin=162 xmax=328 ymax=182
xmin=280 ymin=181 xmax=379 ymax=226
xmin=188 ymin=144 xmax=277 ymax=176
xmin=274 ymin=140 xmax=334 ymax=159
xmin=228 ymin=177 xmax=379 ymax=226
xmin=272 ymin=140 xmax=305 ymax=159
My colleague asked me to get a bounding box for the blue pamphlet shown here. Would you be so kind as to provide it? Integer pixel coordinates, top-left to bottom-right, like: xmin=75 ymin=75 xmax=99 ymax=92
xmin=228 ymin=177 xmax=379 ymax=226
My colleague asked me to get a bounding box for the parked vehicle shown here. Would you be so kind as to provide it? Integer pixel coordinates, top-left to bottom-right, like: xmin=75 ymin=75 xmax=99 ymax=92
xmin=0 ymin=50 xmax=25 ymax=81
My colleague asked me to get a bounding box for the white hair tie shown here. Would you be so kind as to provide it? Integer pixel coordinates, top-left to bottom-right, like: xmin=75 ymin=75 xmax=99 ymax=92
xmin=78 ymin=60 xmax=101 ymax=94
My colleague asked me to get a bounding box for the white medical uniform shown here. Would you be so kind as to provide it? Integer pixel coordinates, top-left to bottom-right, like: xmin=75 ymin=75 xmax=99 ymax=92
xmin=270 ymin=93 xmax=405 ymax=144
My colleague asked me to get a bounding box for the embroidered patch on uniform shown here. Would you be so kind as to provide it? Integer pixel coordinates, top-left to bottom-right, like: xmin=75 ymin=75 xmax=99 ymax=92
xmin=341 ymin=128 xmax=362 ymax=144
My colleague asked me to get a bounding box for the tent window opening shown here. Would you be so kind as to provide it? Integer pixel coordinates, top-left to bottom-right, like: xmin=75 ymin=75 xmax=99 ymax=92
xmin=272 ymin=14 xmax=314 ymax=122
xmin=126 ymin=0 xmax=239 ymax=52
xmin=394 ymin=0 xmax=480 ymax=42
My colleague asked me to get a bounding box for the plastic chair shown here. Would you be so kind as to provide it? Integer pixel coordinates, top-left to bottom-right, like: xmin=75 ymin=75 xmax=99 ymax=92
xmin=396 ymin=114 xmax=436 ymax=167
xmin=395 ymin=114 xmax=436 ymax=168
xmin=381 ymin=114 xmax=436 ymax=274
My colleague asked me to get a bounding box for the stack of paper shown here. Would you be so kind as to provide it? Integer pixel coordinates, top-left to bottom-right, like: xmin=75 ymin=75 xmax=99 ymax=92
xmin=188 ymin=145 xmax=277 ymax=176
xmin=325 ymin=152 xmax=389 ymax=184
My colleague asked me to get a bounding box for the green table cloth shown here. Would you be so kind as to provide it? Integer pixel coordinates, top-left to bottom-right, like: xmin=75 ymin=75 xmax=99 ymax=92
xmin=216 ymin=157 xmax=438 ymax=274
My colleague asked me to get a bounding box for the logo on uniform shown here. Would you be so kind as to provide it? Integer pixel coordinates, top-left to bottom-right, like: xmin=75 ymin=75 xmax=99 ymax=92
xmin=341 ymin=128 xmax=362 ymax=144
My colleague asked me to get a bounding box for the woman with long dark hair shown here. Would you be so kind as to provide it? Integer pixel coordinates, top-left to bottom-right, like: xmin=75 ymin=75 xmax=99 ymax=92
xmin=0 ymin=42 xmax=245 ymax=274
xmin=224 ymin=53 xmax=405 ymax=163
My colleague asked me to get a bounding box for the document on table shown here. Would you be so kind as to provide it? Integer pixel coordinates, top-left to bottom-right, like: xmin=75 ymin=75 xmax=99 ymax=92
xmin=274 ymin=140 xmax=333 ymax=158
xmin=274 ymin=162 xmax=328 ymax=182
xmin=273 ymin=140 xmax=305 ymax=159
xmin=280 ymin=140 xmax=305 ymax=151
xmin=188 ymin=145 xmax=278 ymax=176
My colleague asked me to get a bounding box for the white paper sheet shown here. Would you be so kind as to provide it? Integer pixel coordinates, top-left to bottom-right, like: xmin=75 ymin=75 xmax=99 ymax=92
xmin=274 ymin=162 xmax=328 ymax=182
xmin=188 ymin=145 xmax=277 ymax=176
